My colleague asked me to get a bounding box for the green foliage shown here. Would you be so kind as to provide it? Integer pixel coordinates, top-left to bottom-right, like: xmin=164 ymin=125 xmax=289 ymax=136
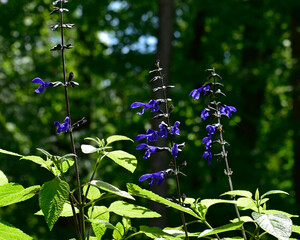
xmin=0 ymin=220 xmax=33 ymax=240
xmin=39 ymin=178 xmax=70 ymax=230
xmin=88 ymin=206 xmax=110 ymax=239
xmin=0 ymin=183 xmax=39 ymax=207
xmin=252 ymin=212 xmax=292 ymax=240
xmin=127 ymin=183 xmax=200 ymax=219
xmin=138 ymin=225 xmax=181 ymax=240
xmin=108 ymin=200 xmax=161 ymax=218
xmin=198 ymin=222 xmax=245 ymax=238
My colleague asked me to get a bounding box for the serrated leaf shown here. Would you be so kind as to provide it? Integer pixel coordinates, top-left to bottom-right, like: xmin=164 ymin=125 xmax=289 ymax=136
xmin=236 ymin=197 xmax=257 ymax=211
xmin=91 ymin=180 xmax=135 ymax=200
xmin=83 ymin=185 xmax=102 ymax=201
xmin=106 ymin=150 xmax=137 ymax=173
xmin=39 ymin=178 xmax=70 ymax=230
xmin=199 ymin=221 xmax=244 ymax=238
xmin=0 ymin=148 xmax=22 ymax=157
xmin=127 ymin=183 xmax=199 ymax=219
xmin=81 ymin=144 xmax=99 ymax=154
xmin=261 ymin=190 xmax=289 ymax=199
xmin=221 ymin=190 xmax=252 ymax=198
xmin=21 ymin=156 xmax=49 ymax=169
xmin=292 ymin=225 xmax=300 ymax=235
xmin=106 ymin=135 xmax=133 ymax=145
xmin=0 ymin=183 xmax=40 ymax=207
xmin=88 ymin=206 xmax=110 ymax=239
xmin=35 ymin=202 xmax=78 ymax=217
xmin=139 ymin=225 xmax=181 ymax=240
xmin=252 ymin=212 xmax=292 ymax=240
xmin=0 ymin=220 xmax=33 ymax=240
xmin=108 ymin=200 xmax=161 ymax=218
xmin=0 ymin=170 xmax=8 ymax=186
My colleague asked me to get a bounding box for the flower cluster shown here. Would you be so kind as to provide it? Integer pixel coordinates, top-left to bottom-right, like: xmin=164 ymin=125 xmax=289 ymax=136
xmin=131 ymin=61 xmax=185 ymax=186
xmin=190 ymin=69 xmax=236 ymax=164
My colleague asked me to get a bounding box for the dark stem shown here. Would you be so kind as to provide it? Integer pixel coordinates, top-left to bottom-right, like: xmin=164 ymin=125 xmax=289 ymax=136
xmin=59 ymin=2 xmax=85 ymax=239
xmin=157 ymin=62 xmax=189 ymax=240
xmin=217 ymin=116 xmax=247 ymax=240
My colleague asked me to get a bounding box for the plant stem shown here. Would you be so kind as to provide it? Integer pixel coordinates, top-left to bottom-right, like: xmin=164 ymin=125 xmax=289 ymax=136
xmin=217 ymin=116 xmax=247 ymax=240
xmin=157 ymin=61 xmax=189 ymax=240
xmin=59 ymin=2 xmax=85 ymax=239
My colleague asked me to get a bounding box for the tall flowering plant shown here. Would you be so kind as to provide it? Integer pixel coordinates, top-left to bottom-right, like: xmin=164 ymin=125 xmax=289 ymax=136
xmin=131 ymin=60 xmax=189 ymax=238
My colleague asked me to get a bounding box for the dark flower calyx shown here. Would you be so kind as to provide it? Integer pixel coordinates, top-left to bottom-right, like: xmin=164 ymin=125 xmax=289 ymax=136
xmin=215 ymin=89 xmax=226 ymax=97
xmin=208 ymin=73 xmax=222 ymax=80
xmin=71 ymin=117 xmax=87 ymax=130
xmin=150 ymin=76 xmax=162 ymax=82
xmin=152 ymin=113 xmax=169 ymax=119
xmin=51 ymin=23 xmax=75 ymax=31
xmin=50 ymin=7 xmax=69 ymax=15
xmin=50 ymin=44 xmax=74 ymax=51
xmin=153 ymin=85 xmax=175 ymax=92
xmin=53 ymin=0 xmax=69 ymax=5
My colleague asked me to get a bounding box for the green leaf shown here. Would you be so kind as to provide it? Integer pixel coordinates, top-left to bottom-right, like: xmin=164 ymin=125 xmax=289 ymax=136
xmin=108 ymin=200 xmax=161 ymax=218
xmin=83 ymin=185 xmax=102 ymax=201
xmin=199 ymin=221 xmax=244 ymax=238
xmin=35 ymin=202 xmax=79 ymax=217
xmin=106 ymin=135 xmax=133 ymax=145
xmin=236 ymin=197 xmax=257 ymax=211
xmin=106 ymin=150 xmax=137 ymax=173
xmin=139 ymin=225 xmax=181 ymax=240
xmin=0 ymin=220 xmax=33 ymax=240
xmin=88 ymin=206 xmax=110 ymax=239
xmin=0 ymin=183 xmax=40 ymax=207
xmin=20 ymin=156 xmax=49 ymax=169
xmin=252 ymin=212 xmax=292 ymax=240
xmin=113 ymin=222 xmax=124 ymax=240
xmin=292 ymin=225 xmax=300 ymax=235
xmin=221 ymin=190 xmax=252 ymax=198
xmin=91 ymin=180 xmax=135 ymax=200
xmin=127 ymin=183 xmax=200 ymax=219
xmin=0 ymin=148 xmax=22 ymax=157
xmin=230 ymin=216 xmax=254 ymax=223
xmin=122 ymin=217 xmax=131 ymax=233
xmin=262 ymin=209 xmax=298 ymax=218
xmin=0 ymin=170 xmax=8 ymax=186
xmin=39 ymin=178 xmax=70 ymax=230
xmin=199 ymin=199 xmax=237 ymax=218
xmin=255 ymin=188 xmax=259 ymax=201
xmin=261 ymin=190 xmax=289 ymax=199
xmin=81 ymin=144 xmax=99 ymax=154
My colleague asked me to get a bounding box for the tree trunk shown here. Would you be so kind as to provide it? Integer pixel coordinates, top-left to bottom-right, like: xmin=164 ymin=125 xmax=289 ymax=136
xmin=149 ymin=0 xmax=174 ymax=228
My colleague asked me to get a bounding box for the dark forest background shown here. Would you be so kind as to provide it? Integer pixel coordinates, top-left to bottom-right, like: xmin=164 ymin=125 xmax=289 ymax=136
xmin=0 ymin=0 xmax=299 ymax=239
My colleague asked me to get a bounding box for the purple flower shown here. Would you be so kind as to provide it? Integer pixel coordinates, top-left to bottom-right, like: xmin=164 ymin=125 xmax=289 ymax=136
xmin=202 ymin=135 xmax=213 ymax=149
xmin=171 ymin=143 xmax=179 ymax=158
xmin=136 ymin=143 xmax=158 ymax=159
xmin=54 ymin=116 xmax=70 ymax=134
xmin=219 ymin=105 xmax=236 ymax=118
xmin=135 ymin=129 xmax=158 ymax=143
xmin=131 ymin=99 xmax=159 ymax=115
xmin=206 ymin=124 xmax=217 ymax=135
xmin=189 ymin=85 xmax=211 ymax=100
xmin=32 ymin=78 xmax=51 ymax=93
xmin=189 ymin=86 xmax=203 ymax=100
xmin=201 ymin=108 xmax=210 ymax=120
xmin=171 ymin=121 xmax=180 ymax=135
xmin=202 ymin=85 xmax=211 ymax=95
xmin=139 ymin=171 xmax=166 ymax=186
xmin=158 ymin=123 xmax=168 ymax=138
xmin=203 ymin=150 xmax=212 ymax=164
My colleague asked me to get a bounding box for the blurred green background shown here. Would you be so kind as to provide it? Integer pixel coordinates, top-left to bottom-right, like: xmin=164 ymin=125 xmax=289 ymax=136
xmin=0 ymin=0 xmax=299 ymax=239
